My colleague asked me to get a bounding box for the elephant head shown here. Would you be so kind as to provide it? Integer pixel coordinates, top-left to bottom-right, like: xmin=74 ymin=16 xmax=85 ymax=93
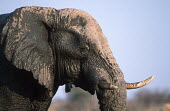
xmin=0 ymin=6 xmax=154 ymax=111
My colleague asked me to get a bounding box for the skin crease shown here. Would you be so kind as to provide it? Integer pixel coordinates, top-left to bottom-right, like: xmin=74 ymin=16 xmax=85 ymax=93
xmin=0 ymin=6 xmax=126 ymax=111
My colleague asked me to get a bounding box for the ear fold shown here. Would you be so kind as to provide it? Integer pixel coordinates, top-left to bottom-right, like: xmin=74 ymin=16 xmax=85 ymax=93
xmin=1 ymin=8 xmax=54 ymax=90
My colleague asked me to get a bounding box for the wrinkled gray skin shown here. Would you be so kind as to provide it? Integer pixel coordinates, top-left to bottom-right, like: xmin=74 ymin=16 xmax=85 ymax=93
xmin=0 ymin=7 xmax=126 ymax=111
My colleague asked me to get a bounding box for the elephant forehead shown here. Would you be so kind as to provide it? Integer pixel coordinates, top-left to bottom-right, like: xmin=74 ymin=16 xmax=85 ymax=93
xmin=70 ymin=16 xmax=87 ymax=27
xmin=58 ymin=9 xmax=105 ymax=54
xmin=58 ymin=8 xmax=102 ymax=32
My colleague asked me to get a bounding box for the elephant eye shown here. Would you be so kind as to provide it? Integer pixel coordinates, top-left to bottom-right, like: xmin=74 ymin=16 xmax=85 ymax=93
xmin=99 ymin=78 xmax=107 ymax=83
xmin=114 ymin=79 xmax=118 ymax=83
xmin=79 ymin=45 xmax=89 ymax=59
xmin=80 ymin=45 xmax=89 ymax=51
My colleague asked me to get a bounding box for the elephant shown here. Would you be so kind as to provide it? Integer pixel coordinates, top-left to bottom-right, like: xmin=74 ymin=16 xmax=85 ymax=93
xmin=0 ymin=6 xmax=154 ymax=111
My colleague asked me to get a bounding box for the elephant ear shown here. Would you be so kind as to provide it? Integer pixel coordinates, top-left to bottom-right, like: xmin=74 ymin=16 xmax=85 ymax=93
xmin=1 ymin=8 xmax=54 ymax=90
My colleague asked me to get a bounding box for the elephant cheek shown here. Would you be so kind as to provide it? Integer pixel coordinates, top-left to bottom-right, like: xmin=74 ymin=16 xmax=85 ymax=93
xmin=96 ymin=81 xmax=127 ymax=111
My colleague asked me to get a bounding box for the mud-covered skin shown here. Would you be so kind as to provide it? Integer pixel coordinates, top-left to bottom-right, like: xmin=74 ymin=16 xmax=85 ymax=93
xmin=0 ymin=6 xmax=126 ymax=111
xmin=0 ymin=86 xmax=51 ymax=111
xmin=0 ymin=59 xmax=52 ymax=110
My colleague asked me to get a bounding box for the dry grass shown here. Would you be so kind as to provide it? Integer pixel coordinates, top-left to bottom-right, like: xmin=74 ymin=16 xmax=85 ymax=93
xmin=48 ymin=88 xmax=170 ymax=111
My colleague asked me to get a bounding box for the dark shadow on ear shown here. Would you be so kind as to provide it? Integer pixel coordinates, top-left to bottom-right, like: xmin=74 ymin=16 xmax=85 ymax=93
xmin=0 ymin=55 xmax=50 ymax=101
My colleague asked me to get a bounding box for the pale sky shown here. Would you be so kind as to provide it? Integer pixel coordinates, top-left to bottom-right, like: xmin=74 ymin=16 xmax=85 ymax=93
xmin=0 ymin=0 xmax=170 ymax=99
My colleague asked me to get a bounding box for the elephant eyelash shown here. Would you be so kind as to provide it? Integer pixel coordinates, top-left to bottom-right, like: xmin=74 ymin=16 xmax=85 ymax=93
xmin=99 ymin=79 xmax=107 ymax=83
xmin=79 ymin=45 xmax=89 ymax=51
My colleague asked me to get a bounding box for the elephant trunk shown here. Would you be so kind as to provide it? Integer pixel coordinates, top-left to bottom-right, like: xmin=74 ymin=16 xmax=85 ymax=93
xmin=96 ymin=69 xmax=127 ymax=111
xmin=96 ymin=86 xmax=126 ymax=111
xmin=94 ymin=33 xmax=127 ymax=110
xmin=96 ymin=64 xmax=127 ymax=111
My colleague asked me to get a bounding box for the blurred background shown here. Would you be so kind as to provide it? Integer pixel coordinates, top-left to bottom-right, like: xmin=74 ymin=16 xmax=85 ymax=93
xmin=1 ymin=0 xmax=170 ymax=111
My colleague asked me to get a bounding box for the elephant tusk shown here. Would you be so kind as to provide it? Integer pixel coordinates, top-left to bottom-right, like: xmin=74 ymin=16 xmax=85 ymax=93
xmin=99 ymin=82 xmax=118 ymax=89
xmin=126 ymin=76 xmax=154 ymax=89
xmin=109 ymin=85 xmax=118 ymax=89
